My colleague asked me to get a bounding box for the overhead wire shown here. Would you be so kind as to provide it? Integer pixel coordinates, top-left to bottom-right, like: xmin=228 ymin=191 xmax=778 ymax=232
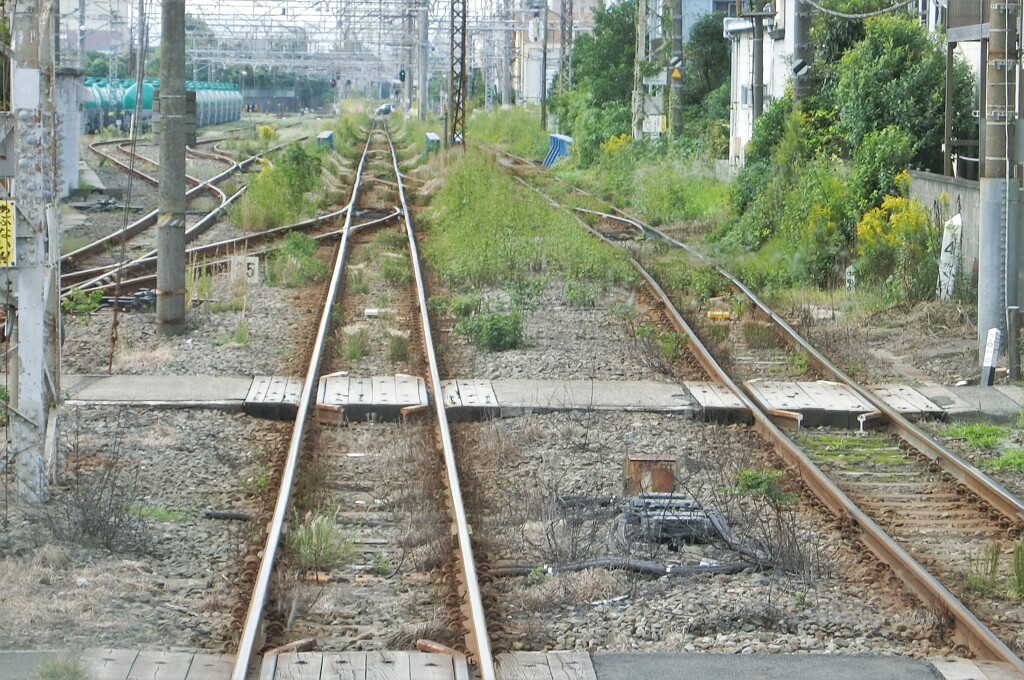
xmin=798 ymin=0 xmax=914 ymax=20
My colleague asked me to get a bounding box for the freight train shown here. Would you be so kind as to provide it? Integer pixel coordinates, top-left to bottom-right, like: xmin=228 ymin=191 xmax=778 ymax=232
xmin=81 ymin=78 xmax=244 ymax=134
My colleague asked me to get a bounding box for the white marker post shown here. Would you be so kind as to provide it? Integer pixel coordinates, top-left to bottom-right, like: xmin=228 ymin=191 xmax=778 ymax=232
xmin=982 ymin=328 xmax=1002 ymax=386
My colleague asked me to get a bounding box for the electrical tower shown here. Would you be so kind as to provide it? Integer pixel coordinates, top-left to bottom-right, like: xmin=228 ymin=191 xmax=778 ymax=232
xmin=449 ymin=0 xmax=467 ymax=144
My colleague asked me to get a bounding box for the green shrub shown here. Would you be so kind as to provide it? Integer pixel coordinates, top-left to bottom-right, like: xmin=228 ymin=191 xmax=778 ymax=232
xmin=341 ymin=328 xmax=370 ymax=359
xmin=985 ymin=449 xmax=1024 ymax=471
xmin=657 ymin=331 xmax=684 ymax=362
xmin=855 ymin=189 xmax=938 ymax=303
xmin=565 ymin=279 xmax=599 ymax=307
xmin=455 ymin=309 xmax=523 ymax=351
xmin=386 ymin=333 xmax=410 ymax=362
xmin=732 ymin=468 xmax=798 ymax=507
xmin=850 ymin=126 xmax=918 ymax=211
xmin=287 ymin=512 xmax=354 ymax=573
xmin=265 ymin=233 xmax=330 ymax=287
xmin=381 ymin=257 xmax=412 ymax=285
xmin=742 ymin=322 xmax=783 ymax=349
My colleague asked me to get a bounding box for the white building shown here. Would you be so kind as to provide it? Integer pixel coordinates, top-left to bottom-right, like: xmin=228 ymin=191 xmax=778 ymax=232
xmin=725 ymin=0 xmax=953 ymax=167
xmin=58 ymin=0 xmax=134 ymax=63
xmin=723 ymin=0 xmax=795 ymax=166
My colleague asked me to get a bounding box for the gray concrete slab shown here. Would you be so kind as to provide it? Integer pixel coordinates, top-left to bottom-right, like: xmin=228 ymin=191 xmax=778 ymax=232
xmin=946 ymin=385 xmax=1023 ymax=423
xmin=488 ymin=379 xmax=696 ymax=416
xmin=63 ymin=374 xmax=253 ymax=410
xmin=0 ymin=650 xmax=70 ymax=680
xmin=591 ymin=652 xmax=943 ymax=680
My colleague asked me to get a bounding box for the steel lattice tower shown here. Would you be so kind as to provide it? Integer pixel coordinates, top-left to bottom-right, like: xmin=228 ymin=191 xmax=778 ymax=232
xmin=448 ymin=0 xmax=467 ymax=145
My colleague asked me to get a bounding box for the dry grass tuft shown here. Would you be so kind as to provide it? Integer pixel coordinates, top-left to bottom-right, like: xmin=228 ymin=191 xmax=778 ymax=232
xmin=112 ymin=346 xmax=174 ymax=372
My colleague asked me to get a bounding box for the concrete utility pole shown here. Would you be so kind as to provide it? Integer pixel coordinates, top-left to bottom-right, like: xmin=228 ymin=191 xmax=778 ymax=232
xmin=978 ymin=0 xmax=1020 ymax=360
xmin=631 ymin=0 xmax=647 ymax=139
xmin=670 ymin=0 xmax=683 ymax=137
xmin=791 ymin=0 xmax=811 ymax=102
xmin=418 ymin=7 xmax=428 ymax=120
xmin=156 ymin=0 xmax=187 ymax=334
xmin=8 ymin=0 xmax=62 ymax=500
xmin=404 ymin=8 xmax=414 ymax=114
xmin=749 ymin=10 xmax=768 ymax=126
xmin=540 ymin=0 xmax=548 ymax=130
xmin=501 ymin=0 xmax=511 ymax=105
xmin=78 ymin=0 xmax=85 ymax=66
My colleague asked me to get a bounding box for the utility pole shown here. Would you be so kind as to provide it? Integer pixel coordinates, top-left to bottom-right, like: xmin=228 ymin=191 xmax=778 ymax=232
xmin=631 ymin=0 xmax=647 ymax=139
xmin=404 ymin=7 xmax=413 ymax=114
xmin=156 ymin=0 xmax=187 ymax=334
xmin=978 ymin=0 xmax=1020 ymax=360
xmin=540 ymin=0 xmax=548 ymax=130
xmin=501 ymin=0 xmax=511 ymax=105
xmin=749 ymin=10 xmax=768 ymax=126
xmin=559 ymin=0 xmax=573 ymax=92
xmin=670 ymin=0 xmax=682 ymax=137
xmin=418 ymin=6 xmax=428 ymax=121
xmin=791 ymin=0 xmax=811 ymax=103
xmin=7 ymin=0 xmax=62 ymax=500
xmin=78 ymin=0 xmax=85 ymax=66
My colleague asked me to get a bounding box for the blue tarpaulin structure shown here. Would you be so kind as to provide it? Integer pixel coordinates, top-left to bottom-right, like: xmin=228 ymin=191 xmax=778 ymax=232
xmin=542 ymin=134 xmax=572 ymax=167
xmin=316 ymin=131 xmax=334 ymax=150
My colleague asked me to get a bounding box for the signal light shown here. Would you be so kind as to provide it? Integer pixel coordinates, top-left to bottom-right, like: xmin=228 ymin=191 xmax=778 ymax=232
xmin=399 ymin=68 xmax=406 ymax=83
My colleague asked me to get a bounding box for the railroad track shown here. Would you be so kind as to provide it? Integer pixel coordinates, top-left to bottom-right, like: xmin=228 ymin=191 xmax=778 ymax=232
xmin=493 ymin=148 xmax=1024 ymax=670
xmin=231 ymin=120 xmax=491 ymax=680
xmin=61 ymin=135 xmax=336 ymax=294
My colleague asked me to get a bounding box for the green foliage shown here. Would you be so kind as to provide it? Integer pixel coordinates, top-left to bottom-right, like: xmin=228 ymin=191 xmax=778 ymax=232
xmin=381 ymin=257 xmax=412 ymax=285
xmin=62 ymin=288 xmax=103 ymax=316
xmin=348 ymin=268 xmax=370 ymax=294
xmin=565 ymin=279 xmax=599 ymax=307
xmin=656 ymin=331 xmax=684 ymax=362
xmin=834 ymin=15 xmax=975 ymax=172
xmin=945 ymin=422 xmax=1006 ymax=450
xmin=371 ymin=554 xmax=392 ymax=576
xmin=1015 ymin=543 xmax=1024 ymax=599
xmin=682 ymin=13 xmax=730 ymax=105
xmin=742 ymin=322 xmax=783 ymax=349
xmin=466 ymin=107 xmax=549 ymax=160
xmin=235 ymin=142 xmax=322 ymax=230
xmin=964 ymin=543 xmax=1003 ymax=597
xmin=850 ymin=126 xmax=918 ymax=211
xmin=265 ymin=233 xmax=329 ymax=287
xmin=854 ymin=193 xmax=937 ymax=303
xmin=287 ymin=512 xmax=355 ymax=573
xmin=422 ymin=150 xmax=634 ymax=291
xmin=455 ymin=308 xmax=523 ymax=352
xmin=986 ymin=449 xmax=1024 ymax=472
xmin=732 ymin=468 xmax=798 ymax=507
xmin=525 ymin=565 xmax=550 ymax=586
xmin=342 ymin=328 xmax=370 ymax=359
xmin=386 ymin=333 xmax=410 ymax=362
xmin=33 ymin=659 xmax=86 ymax=680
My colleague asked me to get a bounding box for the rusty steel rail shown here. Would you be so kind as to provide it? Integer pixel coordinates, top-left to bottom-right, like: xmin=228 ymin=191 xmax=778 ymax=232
xmin=69 ymin=210 xmax=403 ymax=296
xmin=383 ymin=128 xmax=495 ymax=679
xmin=499 ymin=157 xmax=1024 ymax=667
xmin=230 ymin=124 xmax=375 ymax=680
xmin=63 ymin=139 xmax=300 ymax=290
xmin=581 ymin=208 xmax=1024 ymax=672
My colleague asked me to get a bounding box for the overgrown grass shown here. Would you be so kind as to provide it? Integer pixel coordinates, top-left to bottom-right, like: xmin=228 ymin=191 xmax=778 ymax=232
xmin=265 ymin=233 xmax=330 ymax=287
xmin=422 ymin=150 xmax=635 ymax=292
xmin=985 ymin=449 xmax=1024 ymax=472
xmin=455 ymin=308 xmax=523 ymax=351
xmin=286 ymin=511 xmax=355 ymax=573
xmin=386 ymin=333 xmax=410 ymax=361
xmin=341 ymin=328 xmax=370 ymax=359
xmin=946 ymin=422 xmax=1006 ymax=450
xmin=33 ymin=659 xmax=86 ymax=680
xmin=466 ymin=106 xmax=549 ymax=160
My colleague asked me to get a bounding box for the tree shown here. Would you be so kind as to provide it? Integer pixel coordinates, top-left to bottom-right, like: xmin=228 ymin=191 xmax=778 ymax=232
xmin=682 ymin=12 xmax=730 ymax=105
xmin=549 ymin=0 xmax=635 ymax=165
xmin=834 ymin=15 xmax=975 ymax=172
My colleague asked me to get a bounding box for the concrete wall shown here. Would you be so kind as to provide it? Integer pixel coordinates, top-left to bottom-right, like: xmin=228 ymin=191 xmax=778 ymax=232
xmin=908 ymin=169 xmax=980 ymax=280
xmin=55 ymin=67 xmax=81 ymax=199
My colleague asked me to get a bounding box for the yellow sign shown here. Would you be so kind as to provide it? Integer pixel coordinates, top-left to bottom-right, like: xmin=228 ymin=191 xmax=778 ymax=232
xmin=0 ymin=200 xmax=14 ymax=267
xmin=671 ymin=68 xmax=682 ymax=80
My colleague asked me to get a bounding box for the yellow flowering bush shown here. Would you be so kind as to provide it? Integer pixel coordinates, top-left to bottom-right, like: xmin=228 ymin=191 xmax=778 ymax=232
xmin=855 ymin=194 xmax=937 ymax=302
